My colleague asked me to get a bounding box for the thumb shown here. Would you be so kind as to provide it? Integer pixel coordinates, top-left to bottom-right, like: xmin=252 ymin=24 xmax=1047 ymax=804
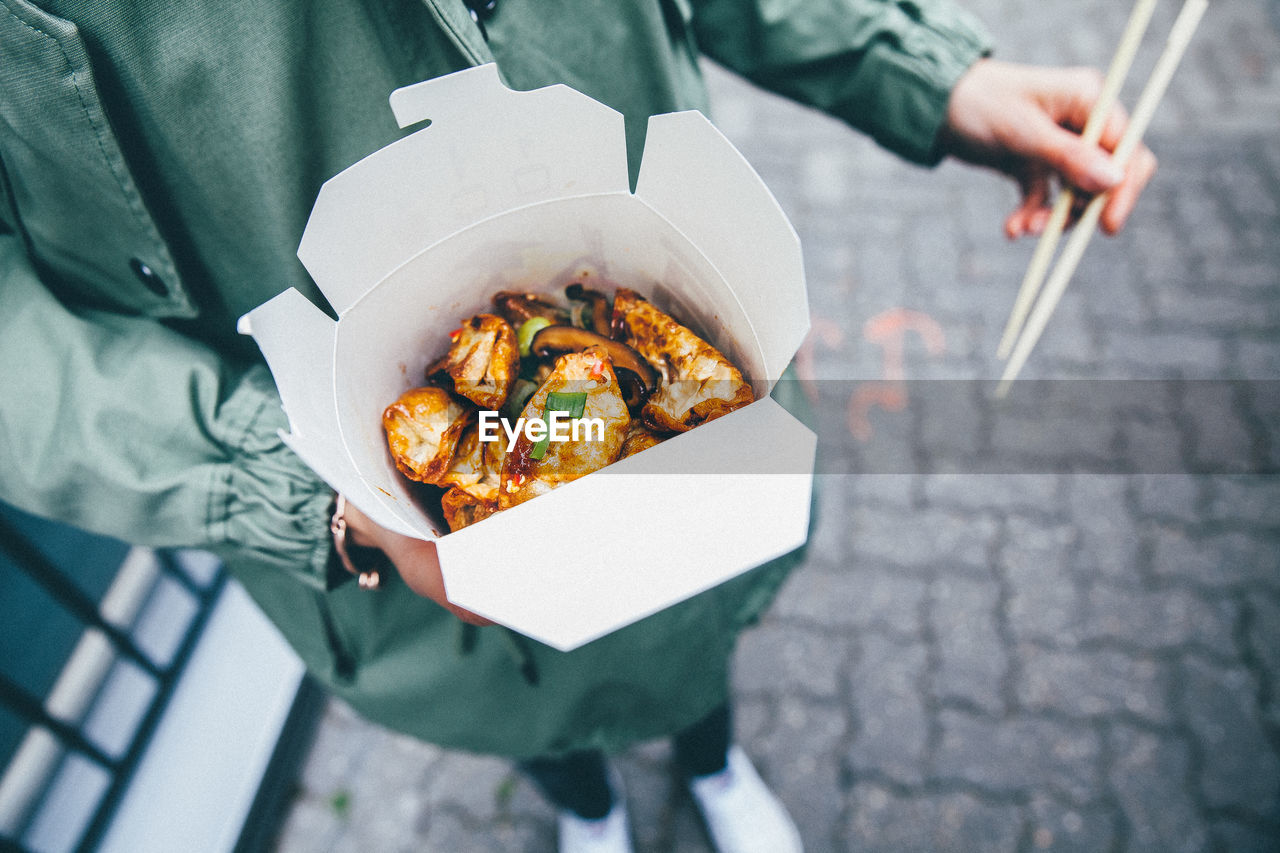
xmin=1023 ymin=116 xmax=1125 ymax=195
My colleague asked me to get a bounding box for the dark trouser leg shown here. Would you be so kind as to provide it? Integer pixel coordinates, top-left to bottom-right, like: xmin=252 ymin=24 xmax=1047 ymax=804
xmin=673 ymin=702 xmax=732 ymax=778
xmin=519 ymin=702 xmax=733 ymax=817
xmin=518 ymin=749 xmax=615 ymax=820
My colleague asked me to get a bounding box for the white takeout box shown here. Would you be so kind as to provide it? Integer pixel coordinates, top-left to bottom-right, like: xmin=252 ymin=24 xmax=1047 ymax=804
xmin=238 ymin=65 xmax=816 ymax=651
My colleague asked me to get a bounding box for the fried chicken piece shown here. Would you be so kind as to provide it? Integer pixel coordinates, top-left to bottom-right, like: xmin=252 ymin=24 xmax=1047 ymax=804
xmin=612 ymin=289 xmax=754 ymax=433
xmin=440 ymin=486 xmax=499 ymax=532
xmin=429 ymin=314 xmax=519 ymax=410
xmin=441 ymin=420 xmax=501 ymax=502
xmin=499 ymin=347 xmax=630 ymax=510
xmin=618 ymin=421 xmax=663 ymax=460
xmin=382 ymin=387 xmax=474 ymax=484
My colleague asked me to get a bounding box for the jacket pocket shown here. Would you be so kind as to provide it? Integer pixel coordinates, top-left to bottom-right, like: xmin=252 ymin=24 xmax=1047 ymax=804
xmin=0 ymin=0 xmax=194 ymax=317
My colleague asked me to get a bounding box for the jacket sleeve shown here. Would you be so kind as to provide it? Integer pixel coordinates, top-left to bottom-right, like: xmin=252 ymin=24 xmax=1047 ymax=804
xmin=688 ymin=0 xmax=993 ymax=165
xmin=0 ymin=228 xmax=337 ymax=591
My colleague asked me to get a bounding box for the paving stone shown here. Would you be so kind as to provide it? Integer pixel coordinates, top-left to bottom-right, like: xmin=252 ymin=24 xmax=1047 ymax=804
xmin=615 ymin=753 xmax=679 ymax=853
xmin=1077 ymin=582 xmax=1239 ymax=660
xmin=1206 ymin=475 xmax=1280 ymax=527
xmin=988 ymin=409 xmax=1119 ymax=472
xmin=801 ymin=146 xmax=853 ymax=207
xmin=1181 ymin=381 xmax=1260 ymax=473
xmin=1208 ymin=819 xmax=1280 ymax=853
xmin=848 ymin=503 xmax=998 ymax=573
xmin=339 ymin=731 xmax=436 ymax=844
xmin=1150 ymin=525 xmax=1280 ymax=590
xmin=1107 ymin=725 xmax=1208 ymax=853
xmin=846 ymin=635 xmax=930 ymax=786
xmin=773 ymin=561 xmax=926 ymax=638
xmin=1152 ymin=288 xmax=1279 ymax=334
xmin=840 ymin=472 xmax=920 ymax=509
xmin=1200 ymin=257 xmax=1280 ymax=293
xmin=412 ymin=810 xmax=510 ymax=853
xmin=1100 ymin=332 xmax=1225 ymax=379
xmin=1180 ymin=656 xmax=1280 ymax=819
xmin=274 ymin=797 xmax=344 ymax=853
xmin=1118 ymin=414 xmax=1191 ymax=474
xmin=1026 ymin=795 xmax=1117 ymax=853
xmin=1015 ymin=644 xmax=1174 ymax=726
xmin=500 ymin=772 xmax=557 ymax=823
xmin=296 ymin=699 xmax=401 ymax=798
xmin=668 ymin=799 xmax=716 ymax=853
xmin=929 ymin=575 xmax=1008 ymax=715
xmin=923 ymin=474 xmax=1060 ymax=512
xmin=1132 ymin=475 xmax=1203 ymax=522
xmin=733 ymin=694 xmax=771 ymax=745
xmin=1001 ymin=516 xmax=1084 ymax=645
xmin=732 ymin=623 xmax=847 ymax=699
xmin=844 ymin=783 xmax=1023 ymax=853
xmin=1064 ymin=476 xmax=1143 ymax=580
xmin=1080 ymin=260 xmax=1153 ymax=330
xmin=933 ymin=710 xmax=1102 ymax=805
xmin=1247 ymin=592 xmax=1280 ymax=728
xmin=1030 ymin=298 xmax=1106 ymax=370
xmin=754 ymin=697 xmax=847 ymax=852
xmin=916 ymin=385 xmax=986 ymax=461
xmin=422 ymin=752 xmax=520 ymax=824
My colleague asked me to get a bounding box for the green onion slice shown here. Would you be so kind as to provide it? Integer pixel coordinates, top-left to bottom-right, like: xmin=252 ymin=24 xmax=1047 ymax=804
xmin=529 ymin=390 xmax=588 ymax=460
xmin=516 ymin=317 xmax=553 ymax=358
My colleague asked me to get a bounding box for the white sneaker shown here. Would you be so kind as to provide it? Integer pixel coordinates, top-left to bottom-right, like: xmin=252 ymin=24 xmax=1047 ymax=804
xmin=687 ymin=746 xmax=803 ymax=853
xmin=557 ymin=797 xmax=633 ymax=853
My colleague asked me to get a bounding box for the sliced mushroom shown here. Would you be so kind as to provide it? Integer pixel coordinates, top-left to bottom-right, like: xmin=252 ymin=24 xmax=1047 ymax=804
xmin=529 ymin=325 xmax=656 ymax=410
xmin=491 ymin=291 xmax=568 ymax=327
xmin=565 ymin=283 xmax=612 ymax=337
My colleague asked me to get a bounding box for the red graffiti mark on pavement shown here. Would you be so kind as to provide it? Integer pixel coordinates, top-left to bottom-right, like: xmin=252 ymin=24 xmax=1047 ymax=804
xmin=862 ymin=308 xmax=945 ymax=382
xmin=847 ymin=381 xmax=908 ymax=441
xmin=848 ymin=308 xmax=945 ymax=441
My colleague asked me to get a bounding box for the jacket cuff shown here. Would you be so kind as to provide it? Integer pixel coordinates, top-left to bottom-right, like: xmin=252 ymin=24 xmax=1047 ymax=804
xmin=207 ymin=364 xmax=337 ymax=591
xmin=832 ymin=8 xmax=993 ymax=166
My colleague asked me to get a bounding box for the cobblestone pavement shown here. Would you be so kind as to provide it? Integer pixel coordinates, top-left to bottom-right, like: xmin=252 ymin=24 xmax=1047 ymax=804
xmin=274 ymin=2 xmax=1280 ymax=851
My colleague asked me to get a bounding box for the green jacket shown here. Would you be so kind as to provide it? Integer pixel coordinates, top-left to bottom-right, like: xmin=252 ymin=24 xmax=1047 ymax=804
xmin=0 ymin=0 xmax=988 ymax=757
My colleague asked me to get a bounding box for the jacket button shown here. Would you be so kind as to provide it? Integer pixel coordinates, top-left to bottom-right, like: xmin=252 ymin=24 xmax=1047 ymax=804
xmin=130 ymin=258 xmax=169 ymax=297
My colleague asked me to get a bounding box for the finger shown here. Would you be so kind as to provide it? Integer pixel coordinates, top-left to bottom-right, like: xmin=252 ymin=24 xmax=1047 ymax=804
xmin=1006 ymin=170 xmax=1052 ymax=238
xmin=1036 ymin=66 xmax=1106 ymax=133
xmin=1007 ymin=196 xmax=1054 ymax=238
xmin=1101 ymin=146 xmax=1158 ymax=234
xmin=1027 ymin=207 xmax=1053 ymax=236
xmin=1095 ymin=100 xmax=1131 ymax=152
xmin=1026 ymin=118 xmax=1125 ymax=195
xmin=1004 ymin=209 xmax=1025 ymax=240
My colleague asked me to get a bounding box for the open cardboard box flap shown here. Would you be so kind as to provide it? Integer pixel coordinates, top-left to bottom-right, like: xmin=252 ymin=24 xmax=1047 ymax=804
xmin=239 ymin=65 xmax=816 ymax=650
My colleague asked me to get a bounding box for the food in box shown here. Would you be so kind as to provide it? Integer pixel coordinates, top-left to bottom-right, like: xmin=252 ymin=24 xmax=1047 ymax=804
xmin=238 ymin=65 xmax=816 ymax=650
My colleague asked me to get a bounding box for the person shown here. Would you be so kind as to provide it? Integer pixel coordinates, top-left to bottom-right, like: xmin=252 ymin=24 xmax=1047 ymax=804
xmin=0 ymin=1 xmax=1155 ymax=851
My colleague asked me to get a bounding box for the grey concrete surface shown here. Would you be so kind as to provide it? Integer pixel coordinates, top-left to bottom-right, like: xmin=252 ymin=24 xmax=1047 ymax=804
xmin=273 ymin=2 xmax=1280 ymax=850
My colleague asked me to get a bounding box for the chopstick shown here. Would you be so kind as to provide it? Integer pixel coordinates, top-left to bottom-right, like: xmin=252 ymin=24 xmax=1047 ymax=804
xmin=995 ymin=0 xmax=1209 ymax=398
xmin=995 ymin=0 xmax=1160 ymax=361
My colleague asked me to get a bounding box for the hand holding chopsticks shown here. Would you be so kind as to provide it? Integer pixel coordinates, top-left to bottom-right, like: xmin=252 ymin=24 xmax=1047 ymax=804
xmin=995 ymin=0 xmax=1209 ymax=397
